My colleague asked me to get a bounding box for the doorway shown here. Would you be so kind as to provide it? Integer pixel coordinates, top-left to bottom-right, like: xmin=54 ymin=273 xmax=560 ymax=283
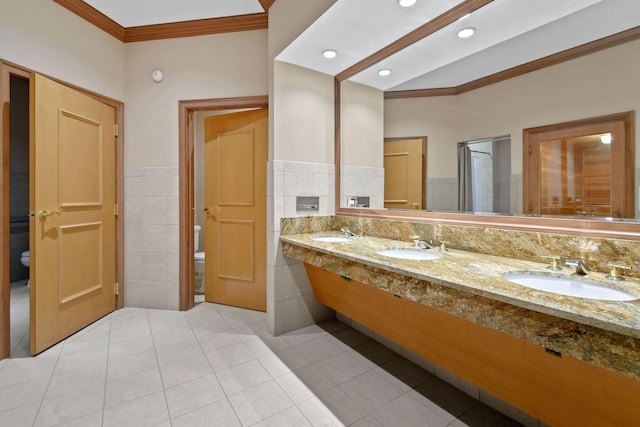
xmin=0 ymin=61 xmax=125 ymax=360
xmin=523 ymin=112 xmax=635 ymax=218
xmin=458 ymin=135 xmax=511 ymax=213
xmin=178 ymin=96 xmax=268 ymax=311
xmin=383 ymin=137 xmax=426 ymax=210
xmin=8 ymin=75 xmax=30 ymax=357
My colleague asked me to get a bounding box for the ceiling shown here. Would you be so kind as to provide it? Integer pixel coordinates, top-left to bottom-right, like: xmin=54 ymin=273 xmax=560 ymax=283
xmin=56 ymin=0 xmax=640 ymax=88
xmin=82 ymin=0 xmax=266 ymax=27
xmin=276 ymin=0 xmax=640 ymax=91
xmin=54 ymin=0 xmax=274 ymax=42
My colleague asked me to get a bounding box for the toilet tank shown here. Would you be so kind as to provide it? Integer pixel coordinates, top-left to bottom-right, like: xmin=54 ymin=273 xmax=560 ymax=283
xmin=194 ymin=225 xmax=201 ymax=252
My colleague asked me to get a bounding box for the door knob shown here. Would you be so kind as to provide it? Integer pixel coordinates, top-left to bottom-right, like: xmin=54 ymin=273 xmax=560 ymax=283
xmin=38 ymin=210 xmax=59 ymax=220
xmin=204 ymin=207 xmax=218 ymax=221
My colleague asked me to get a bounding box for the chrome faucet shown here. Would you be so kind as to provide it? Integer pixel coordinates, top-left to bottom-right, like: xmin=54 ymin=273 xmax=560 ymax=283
xmin=340 ymin=227 xmax=356 ymax=237
xmin=566 ymin=258 xmax=589 ymax=275
xmin=411 ymin=236 xmax=433 ymax=249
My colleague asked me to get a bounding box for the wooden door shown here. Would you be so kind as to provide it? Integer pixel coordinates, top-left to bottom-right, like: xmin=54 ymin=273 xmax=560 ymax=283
xmin=383 ymin=138 xmax=425 ymax=209
xmin=203 ymin=109 xmax=267 ymax=311
xmin=30 ymin=74 xmax=116 ymax=354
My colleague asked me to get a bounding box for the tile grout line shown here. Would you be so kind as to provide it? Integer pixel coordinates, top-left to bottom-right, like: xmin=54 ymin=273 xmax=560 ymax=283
xmin=101 ymin=311 xmax=114 ymax=427
xmin=189 ymin=304 xmax=247 ymax=425
xmin=30 ymin=337 xmax=65 ymax=427
xmin=143 ymin=308 xmax=174 ymax=425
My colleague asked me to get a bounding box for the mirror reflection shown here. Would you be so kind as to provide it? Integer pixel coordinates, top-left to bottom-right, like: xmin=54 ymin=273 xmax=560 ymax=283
xmin=457 ymin=136 xmax=510 ymax=214
xmin=340 ymin=36 xmax=640 ymax=219
xmin=539 ymin=135 xmax=610 ymax=217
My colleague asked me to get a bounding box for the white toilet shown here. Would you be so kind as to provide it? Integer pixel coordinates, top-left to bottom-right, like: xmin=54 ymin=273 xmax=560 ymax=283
xmin=20 ymin=250 xmax=30 ymax=286
xmin=194 ymin=225 xmax=205 ymax=294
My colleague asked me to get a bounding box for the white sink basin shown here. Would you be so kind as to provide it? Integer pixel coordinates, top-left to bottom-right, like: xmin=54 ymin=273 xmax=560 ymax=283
xmin=377 ymin=248 xmax=443 ymax=261
xmin=503 ymin=273 xmax=637 ymax=301
xmin=312 ymin=236 xmax=354 ymax=243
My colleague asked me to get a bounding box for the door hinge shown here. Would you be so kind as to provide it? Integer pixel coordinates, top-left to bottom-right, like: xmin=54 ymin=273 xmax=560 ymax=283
xmin=114 ymin=203 xmax=119 ymax=216
xmin=115 ymin=282 xmax=119 ymax=296
xmin=114 ymin=124 xmax=119 ymax=137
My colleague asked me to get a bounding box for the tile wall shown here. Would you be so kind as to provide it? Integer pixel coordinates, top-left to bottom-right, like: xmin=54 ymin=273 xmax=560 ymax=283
xmin=124 ymin=167 xmax=180 ymax=310
xmin=267 ymin=160 xmax=336 ymax=335
xmin=340 ymin=165 xmax=384 ymax=209
xmin=426 ymin=178 xmax=458 ymax=212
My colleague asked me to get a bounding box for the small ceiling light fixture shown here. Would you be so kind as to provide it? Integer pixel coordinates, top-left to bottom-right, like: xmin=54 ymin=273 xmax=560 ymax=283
xmin=151 ymin=70 xmax=164 ymax=83
xmin=378 ymin=69 xmax=392 ymax=77
xmin=600 ymin=133 xmax=612 ymax=144
xmin=457 ymin=27 xmax=476 ymax=38
xmin=322 ymin=49 xmax=337 ymax=59
xmin=397 ymin=0 xmax=417 ymax=7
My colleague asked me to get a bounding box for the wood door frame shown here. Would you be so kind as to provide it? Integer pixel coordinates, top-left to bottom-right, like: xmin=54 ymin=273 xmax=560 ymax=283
xmin=523 ymin=111 xmax=635 ymax=218
xmin=178 ymin=96 xmax=268 ymax=311
xmin=0 ymin=60 xmax=125 ymax=360
xmin=383 ymin=137 xmax=428 ymax=210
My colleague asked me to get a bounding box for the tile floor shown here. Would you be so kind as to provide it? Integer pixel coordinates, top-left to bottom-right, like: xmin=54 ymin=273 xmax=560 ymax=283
xmin=2 ymin=290 xmax=525 ymax=426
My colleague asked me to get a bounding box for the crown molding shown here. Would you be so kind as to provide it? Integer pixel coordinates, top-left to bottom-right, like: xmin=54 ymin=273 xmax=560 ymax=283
xmin=53 ymin=0 xmax=269 ymax=43
xmin=385 ymin=25 xmax=640 ymax=99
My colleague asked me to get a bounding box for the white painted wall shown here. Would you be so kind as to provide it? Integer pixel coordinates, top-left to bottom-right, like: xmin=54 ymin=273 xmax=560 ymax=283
xmin=341 ymin=80 xmax=384 ymax=168
xmin=124 ymin=30 xmax=268 ymax=168
xmin=0 ymin=0 xmax=125 ymax=100
xmin=273 ymin=61 xmax=335 ymax=163
xmin=385 ymin=38 xmax=640 ymax=178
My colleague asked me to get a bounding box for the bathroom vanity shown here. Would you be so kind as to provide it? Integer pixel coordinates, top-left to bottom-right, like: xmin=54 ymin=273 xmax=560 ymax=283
xmin=280 ymin=221 xmax=640 ymax=426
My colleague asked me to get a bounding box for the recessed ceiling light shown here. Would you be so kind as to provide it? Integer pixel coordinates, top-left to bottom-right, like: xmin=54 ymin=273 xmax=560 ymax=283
xmin=397 ymin=0 xmax=417 ymax=7
xmin=600 ymin=133 xmax=612 ymax=144
xmin=378 ymin=69 xmax=391 ymax=77
xmin=457 ymin=27 xmax=476 ymax=39
xmin=322 ymin=49 xmax=337 ymax=59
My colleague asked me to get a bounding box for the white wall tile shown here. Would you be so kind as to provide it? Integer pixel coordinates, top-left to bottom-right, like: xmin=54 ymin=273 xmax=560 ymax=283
xmin=124 ymin=168 xmax=180 ymax=310
xmin=283 ymin=295 xmax=314 ymax=332
xmin=283 ymin=263 xmax=312 ymax=299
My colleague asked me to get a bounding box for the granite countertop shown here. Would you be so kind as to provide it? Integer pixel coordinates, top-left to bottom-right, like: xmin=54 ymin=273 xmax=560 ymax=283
xmin=280 ymin=232 xmax=640 ymax=340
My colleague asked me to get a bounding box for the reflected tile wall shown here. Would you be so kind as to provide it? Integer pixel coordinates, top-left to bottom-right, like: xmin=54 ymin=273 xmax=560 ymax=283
xmin=427 ymin=177 xmax=458 ymax=212
xmin=124 ymin=167 xmax=180 ymax=310
xmin=340 ymin=165 xmax=384 ymax=209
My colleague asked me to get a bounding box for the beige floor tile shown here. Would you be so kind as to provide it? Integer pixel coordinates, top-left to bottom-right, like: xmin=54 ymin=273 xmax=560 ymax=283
xmin=216 ymin=359 xmax=273 ymax=396
xmin=165 ymin=373 xmax=226 ymax=418
xmin=104 ymin=368 xmax=163 ymax=408
xmin=171 ymin=398 xmax=241 ymax=427
xmin=159 ymin=353 xmax=213 ymax=389
xmin=228 ymin=380 xmax=294 ymax=426
xmin=34 ymin=384 xmax=105 ymax=426
xmin=102 ymin=391 xmax=169 ymax=427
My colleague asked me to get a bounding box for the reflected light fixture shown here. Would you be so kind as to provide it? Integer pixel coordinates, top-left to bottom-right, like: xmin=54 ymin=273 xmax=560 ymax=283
xmin=397 ymin=0 xmax=417 ymax=7
xmin=322 ymin=49 xmax=337 ymax=59
xmin=600 ymin=133 xmax=612 ymax=144
xmin=378 ymin=69 xmax=391 ymax=77
xmin=457 ymin=27 xmax=476 ymax=38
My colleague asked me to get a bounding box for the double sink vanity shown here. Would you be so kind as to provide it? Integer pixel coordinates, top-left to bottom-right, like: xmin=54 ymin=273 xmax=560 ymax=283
xmin=280 ymin=216 xmax=640 ymax=426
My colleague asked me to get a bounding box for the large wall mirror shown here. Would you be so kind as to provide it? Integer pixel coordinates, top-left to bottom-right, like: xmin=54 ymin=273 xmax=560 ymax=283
xmin=335 ymin=0 xmax=640 ymax=237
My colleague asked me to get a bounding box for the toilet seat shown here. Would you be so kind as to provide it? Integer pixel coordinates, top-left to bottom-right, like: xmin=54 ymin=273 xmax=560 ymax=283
xmin=194 ymin=252 xmax=205 ymax=261
xmin=21 ymin=250 xmax=30 ymax=267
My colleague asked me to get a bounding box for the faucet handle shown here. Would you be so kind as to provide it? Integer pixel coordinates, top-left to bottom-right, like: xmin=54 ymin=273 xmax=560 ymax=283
xmin=439 ymin=241 xmax=449 ymax=252
xmin=541 ymin=255 xmax=562 ymax=271
xmin=410 ymin=235 xmax=421 ymax=247
xmin=606 ymin=262 xmax=631 ymax=281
